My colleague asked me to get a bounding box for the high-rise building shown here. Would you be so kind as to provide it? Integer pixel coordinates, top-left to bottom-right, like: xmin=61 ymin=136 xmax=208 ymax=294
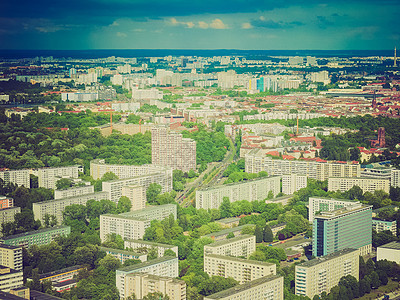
xmin=313 ymin=203 xmax=372 ymax=257
xmin=295 ymin=248 xmax=359 ymax=298
xmin=151 ymin=126 xmax=196 ymax=172
xmin=204 ymin=275 xmax=284 ymax=300
xmin=38 ymin=166 xmax=80 ymax=189
xmin=0 ymin=245 xmax=22 ymax=271
xmin=196 ymin=176 xmax=280 ymax=210
xmin=0 ymin=169 xmax=30 ymax=188
xmin=308 ymin=197 xmax=359 ymax=222
xmin=282 ymin=174 xmax=307 ymax=195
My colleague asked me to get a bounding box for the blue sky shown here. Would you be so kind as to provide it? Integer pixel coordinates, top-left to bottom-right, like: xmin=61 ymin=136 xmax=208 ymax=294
xmin=1 ymin=0 xmax=399 ymax=50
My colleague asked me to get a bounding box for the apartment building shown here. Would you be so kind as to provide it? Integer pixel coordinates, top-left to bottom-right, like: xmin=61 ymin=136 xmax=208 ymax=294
xmin=203 ymin=235 xmax=256 ymax=258
xmin=121 ymin=185 xmax=146 ymax=211
xmin=124 ymin=240 xmax=178 ymax=258
xmin=282 ymin=174 xmax=307 ymax=195
xmin=308 ymin=197 xmax=359 ymax=222
xmin=0 ymin=245 xmax=22 ymax=271
xmin=0 ymin=197 xmax=13 ymax=210
xmin=38 ymin=265 xmax=84 ymax=283
xmin=377 ymin=241 xmax=400 ymax=264
xmin=100 ymin=204 xmax=177 ymax=242
xmin=313 ymin=203 xmax=372 ymax=257
xmin=0 ymin=169 xmax=30 ymax=188
xmin=295 ymin=248 xmax=359 ymax=298
xmin=124 ymin=272 xmax=186 ymax=300
xmin=0 ymin=226 xmax=71 ymax=248
xmin=0 ymin=266 xmax=23 ymax=292
xmin=38 ymin=166 xmax=80 ymax=189
xmin=90 ymin=160 xmax=172 ymax=181
xmin=54 ymin=185 xmax=94 ymax=200
xmin=116 ymin=256 xmax=178 ymax=299
xmin=204 ymin=225 xmax=255 ymax=242
xmin=245 ymin=149 xmax=360 ymax=181
xmin=372 ymin=218 xmax=397 ymax=235
xmin=196 ymin=176 xmax=280 ymax=210
xmin=204 ymin=254 xmax=276 ymax=284
xmin=204 ymin=275 xmax=284 ymax=300
xmin=151 ymin=126 xmax=196 ymax=172
xmin=391 ymin=169 xmax=400 ymax=187
xmin=102 ymin=172 xmax=172 ymax=204
xmin=99 ymin=247 xmax=147 ymax=264
xmin=32 ymin=191 xmax=109 ymax=225
xmin=328 ymin=177 xmax=390 ymax=193
xmin=0 ymin=207 xmax=20 ymax=232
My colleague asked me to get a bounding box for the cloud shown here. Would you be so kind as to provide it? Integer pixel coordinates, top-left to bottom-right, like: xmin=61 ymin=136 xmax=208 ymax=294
xmin=170 ymin=17 xmax=196 ymax=28
xmin=242 ymin=22 xmax=253 ymax=29
xmin=210 ymin=18 xmax=227 ymax=29
xmin=116 ymin=31 xmax=127 ymax=37
xmin=198 ymin=21 xmax=209 ymax=29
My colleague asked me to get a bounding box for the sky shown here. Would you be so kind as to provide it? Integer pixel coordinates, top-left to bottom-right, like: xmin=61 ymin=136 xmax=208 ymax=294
xmin=1 ymin=0 xmax=400 ymax=50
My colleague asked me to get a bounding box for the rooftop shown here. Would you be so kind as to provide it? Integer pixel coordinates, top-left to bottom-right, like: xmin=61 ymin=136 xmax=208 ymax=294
xmin=204 ymin=234 xmax=255 ymax=248
xmin=1 ymin=225 xmax=70 ymax=241
xmin=378 ymin=241 xmax=400 ymax=250
xmin=315 ymin=203 xmax=372 ymax=219
xmin=125 ymin=239 xmax=176 ymax=248
xmin=205 ymin=225 xmax=255 ymax=238
xmin=117 ymin=256 xmax=177 ymax=273
xmin=99 ymin=247 xmax=146 ymax=257
xmin=198 ymin=176 xmax=280 ymax=192
xmin=204 ymin=275 xmax=282 ymax=299
xmin=205 ymin=254 xmax=275 ymax=267
xmin=297 ymin=248 xmax=358 ymax=268
xmin=38 ymin=265 xmax=83 ymax=280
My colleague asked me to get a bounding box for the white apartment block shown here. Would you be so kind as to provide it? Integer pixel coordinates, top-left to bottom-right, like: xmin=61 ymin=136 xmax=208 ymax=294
xmin=245 ymin=149 xmax=360 ymax=181
xmin=391 ymin=169 xmax=400 ymax=187
xmin=295 ymin=248 xmax=359 ymax=299
xmin=377 ymin=241 xmax=400 ymax=264
xmin=122 ymin=185 xmax=146 ymax=211
xmin=54 ymin=185 xmax=94 ymax=199
xmin=33 ymin=191 xmax=109 ymax=225
xmin=151 ymin=126 xmax=196 ymax=172
xmin=195 ymin=176 xmax=280 ymax=210
xmin=124 ymin=240 xmax=178 ymax=258
xmin=204 ymin=275 xmax=284 ymax=300
xmin=203 ymin=235 xmax=256 ymax=259
xmin=99 ymin=247 xmax=147 ymax=264
xmin=102 ymin=172 xmax=172 ymax=204
xmin=124 ymin=272 xmax=186 ymax=300
xmin=38 ymin=166 xmax=80 ymax=189
xmin=0 ymin=267 xmax=23 ymax=293
xmin=90 ymin=160 xmax=172 ymax=181
xmin=61 ymin=92 xmax=98 ymax=102
xmin=0 ymin=245 xmax=22 ymax=271
xmin=308 ymin=197 xmax=359 ymax=222
xmin=100 ymin=204 xmax=177 ymax=242
xmin=282 ymin=174 xmax=307 ymax=195
xmin=116 ymin=256 xmax=178 ymax=299
xmin=0 ymin=169 xmax=30 ymax=188
xmin=0 ymin=207 xmax=21 ymax=236
xmin=204 ymin=254 xmax=276 ymax=284
xmin=243 ymin=112 xmax=324 ymax=122
xmin=372 ymin=219 xmax=397 ymax=235
xmin=328 ymin=177 xmax=390 ymax=193
xmin=132 ymin=88 xmax=163 ymax=100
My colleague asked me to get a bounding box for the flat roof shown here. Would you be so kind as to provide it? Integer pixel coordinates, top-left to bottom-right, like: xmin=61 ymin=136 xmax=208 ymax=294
xmin=378 ymin=241 xmax=400 ymax=250
xmin=117 ymin=256 xmax=176 ymax=273
xmin=0 ymin=244 xmax=21 ymax=250
xmin=297 ymin=248 xmax=358 ymax=268
xmin=198 ymin=176 xmax=280 ymax=192
xmin=205 ymin=254 xmax=274 ymax=267
xmin=99 ymin=247 xmax=146 ymax=257
xmin=204 ymin=234 xmax=254 ymax=248
xmin=1 ymin=226 xmax=70 ymax=241
xmin=125 ymin=239 xmax=176 ymax=248
xmin=39 ymin=265 xmax=83 ymax=280
xmin=205 ymin=275 xmax=283 ymax=299
xmin=315 ymin=203 xmax=372 ymax=219
xmin=33 ymin=192 xmax=108 ymax=205
xmin=205 ymin=225 xmax=255 ymax=238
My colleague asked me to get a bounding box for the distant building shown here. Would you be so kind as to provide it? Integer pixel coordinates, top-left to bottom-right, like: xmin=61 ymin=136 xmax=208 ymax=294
xmin=99 ymin=247 xmax=147 ymax=264
xmin=0 ymin=226 xmax=71 ymax=248
xmin=372 ymin=218 xmax=397 ymax=235
xmin=132 ymin=88 xmax=163 ymax=101
xmin=204 ymin=254 xmax=276 ymax=284
xmin=38 ymin=166 xmax=80 ymax=190
xmin=295 ymin=248 xmax=359 ymax=298
xmin=54 ymin=185 xmax=94 ymax=200
xmin=204 ymin=275 xmax=284 ymax=300
xmin=0 ymin=208 xmax=21 ymax=237
xmin=313 ymin=203 xmax=372 ymax=257
xmin=282 ymin=174 xmax=307 ymax=195
xmin=0 ymin=197 xmax=13 ymax=210
xmin=328 ymin=177 xmax=390 ymax=193
xmin=377 ymin=241 xmax=400 ymax=264
xmin=0 ymin=245 xmax=22 ymax=271
xmin=116 ymin=256 xmax=178 ymax=299
xmin=203 ymin=235 xmax=256 ymax=259
xmin=0 ymin=169 xmax=30 ymax=188
xmin=196 ymin=176 xmax=280 ymax=210
xmin=151 ymin=126 xmax=196 ymax=172
xmin=124 ymin=240 xmax=178 ymax=258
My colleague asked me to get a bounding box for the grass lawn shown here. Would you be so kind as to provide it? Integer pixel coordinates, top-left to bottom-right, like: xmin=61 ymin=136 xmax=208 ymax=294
xmin=355 ymin=279 xmax=400 ymax=300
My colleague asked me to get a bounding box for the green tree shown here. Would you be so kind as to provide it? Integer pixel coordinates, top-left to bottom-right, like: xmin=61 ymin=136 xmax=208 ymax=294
xmin=117 ymin=196 xmax=132 ymax=213
xmin=143 ymin=292 xmax=170 ymax=300
xmin=263 ymin=225 xmax=274 ymax=243
xmin=55 ymin=178 xmax=73 ymax=190
xmin=164 ymin=249 xmax=177 ymax=257
xmin=226 ymin=232 xmax=235 ymax=239
xmin=220 ymin=197 xmax=232 ymax=218
xmin=255 ymin=225 xmax=263 ymax=243
xmin=147 ymin=183 xmax=162 ymax=204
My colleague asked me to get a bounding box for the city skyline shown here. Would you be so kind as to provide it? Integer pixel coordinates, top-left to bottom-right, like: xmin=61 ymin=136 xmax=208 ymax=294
xmin=1 ymin=0 xmax=400 ymax=50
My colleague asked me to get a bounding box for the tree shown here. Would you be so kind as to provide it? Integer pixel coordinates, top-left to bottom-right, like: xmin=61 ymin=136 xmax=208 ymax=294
xmin=346 ymin=185 xmax=363 ymax=200
xmin=98 ymin=254 xmax=121 ymax=272
xmin=143 ymin=292 xmax=170 ymax=300
xmin=117 ymin=196 xmax=132 ymax=213
xmin=226 ymin=232 xmax=235 ymax=239
xmin=147 ymin=183 xmax=162 ymax=204
xmin=148 ymin=247 xmax=158 ymax=260
xmin=263 ymin=225 xmax=274 ymax=243
xmin=55 ymin=178 xmax=73 ymax=190
xmin=101 ymin=171 xmax=119 ymax=181
xmin=220 ymin=197 xmax=232 ymax=218
xmin=370 ymin=271 xmax=381 ymax=289
xmin=164 ymin=249 xmax=176 ymax=257
xmin=255 ymin=225 xmax=263 ymax=243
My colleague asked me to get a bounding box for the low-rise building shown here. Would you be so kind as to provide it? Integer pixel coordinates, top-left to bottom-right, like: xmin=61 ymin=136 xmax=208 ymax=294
xmin=204 ymin=275 xmax=284 ymax=300
xmin=377 ymin=241 xmax=400 ymax=264
xmin=38 ymin=265 xmax=84 ymax=284
xmin=0 ymin=197 xmax=14 ymax=210
xmin=124 ymin=272 xmax=186 ymax=300
xmin=0 ymin=226 xmax=71 ymax=248
xmin=204 ymin=254 xmax=276 ymax=284
xmin=203 ymin=235 xmax=256 ymax=258
xmin=372 ymin=218 xmax=397 ymax=235
xmin=295 ymin=248 xmax=359 ymax=298
xmin=99 ymin=247 xmax=147 ymax=264
xmin=116 ymin=256 xmax=178 ymax=299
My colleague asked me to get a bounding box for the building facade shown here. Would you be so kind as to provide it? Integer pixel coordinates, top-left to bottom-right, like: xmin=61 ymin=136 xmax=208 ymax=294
xmin=121 ymin=185 xmax=146 ymax=211
xmin=0 ymin=197 xmax=13 ymax=210
xmin=313 ymin=204 xmax=372 ymax=257
xmin=203 ymin=235 xmax=256 ymax=259
xmin=282 ymin=174 xmax=307 ymax=195
xmin=54 ymin=185 xmax=94 ymax=200
xmin=372 ymin=218 xmax=397 ymax=235
xmin=196 ymin=176 xmax=281 ymax=210
xmin=204 ymin=254 xmax=276 ymax=284
xmin=308 ymin=197 xmax=359 ymax=222
xmin=38 ymin=166 xmax=80 ymax=189
xmin=204 ymin=275 xmax=284 ymax=300
xmin=377 ymin=241 xmax=400 ymax=264
xmin=0 ymin=245 xmax=22 ymax=271
xmin=0 ymin=266 xmax=23 ymax=293
xmin=151 ymin=126 xmax=196 ymax=172
xmin=0 ymin=169 xmax=30 ymax=189
xmin=328 ymin=177 xmax=390 ymax=193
